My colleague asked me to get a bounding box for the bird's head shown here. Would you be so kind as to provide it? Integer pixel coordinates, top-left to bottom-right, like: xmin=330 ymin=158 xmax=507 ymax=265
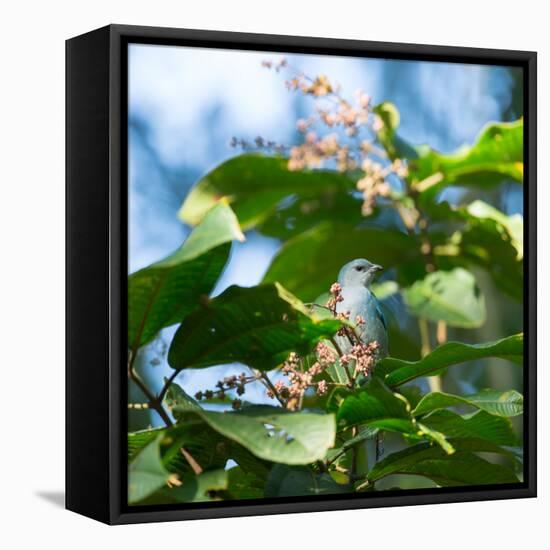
xmin=337 ymin=258 xmax=383 ymax=288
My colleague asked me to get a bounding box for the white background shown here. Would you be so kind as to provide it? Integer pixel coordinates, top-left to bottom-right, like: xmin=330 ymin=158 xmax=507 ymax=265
xmin=0 ymin=0 xmax=546 ymax=547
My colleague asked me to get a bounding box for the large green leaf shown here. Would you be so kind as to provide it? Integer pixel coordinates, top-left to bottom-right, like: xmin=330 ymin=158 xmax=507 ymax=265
xmin=173 ymin=406 xmax=336 ymax=465
xmin=167 ymin=283 xmax=342 ymax=371
xmin=259 ymin=191 xmax=364 ymax=240
xmin=128 ymin=435 xmax=171 ymax=504
xmin=332 ymin=378 xmax=454 ymax=450
xmin=368 ymin=439 xmax=519 ymax=486
xmin=402 ymin=268 xmax=486 ymax=328
xmin=161 ymin=470 xmax=228 ymax=503
xmin=428 ymin=200 xmax=523 ymax=300
xmin=128 ymin=202 xmax=243 ymax=349
xmin=410 ymin=119 xmax=523 ymax=201
xmin=420 ymin=410 xmax=518 ymax=447
xmin=412 ymin=389 xmax=523 ymax=418
xmin=373 ymin=102 xmax=419 ymax=161
xmin=263 ymin=222 xmax=419 ymax=301
xmin=335 ymin=378 xmax=411 ymax=431
xmin=225 ymin=466 xmax=265 ymax=500
xmin=459 ymin=209 xmax=523 ymax=301
xmin=129 ymin=423 xmax=228 ymax=480
xmin=179 ymin=154 xmax=355 ymax=229
xmin=265 ymin=465 xmax=350 ymax=497
xmin=466 ymin=200 xmax=523 ymax=260
xmin=378 ymin=333 xmax=523 ymax=387
xmin=332 ymin=383 xmax=452 ymax=454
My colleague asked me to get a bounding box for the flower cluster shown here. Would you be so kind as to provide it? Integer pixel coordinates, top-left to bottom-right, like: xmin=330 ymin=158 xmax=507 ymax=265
xmin=266 ymin=344 xmax=336 ymax=410
xmin=357 ymin=158 xmax=409 ymax=216
xmin=341 ymin=341 xmax=381 ymax=377
xmin=326 ymin=282 xmax=344 ymax=312
xmin=259 ymin=59 xmax=410 ymax=217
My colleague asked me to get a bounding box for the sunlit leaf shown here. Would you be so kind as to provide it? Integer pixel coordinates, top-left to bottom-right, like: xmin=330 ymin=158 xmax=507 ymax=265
xmin=402 ymin=268 xmax=486 ymax=328
xmin=263 ymin=221 xmax=419 ymax=301
xmin=420 ymin=409 xmax=518 ymax=447
xmin=128 ymin=435 xmax=171 ymax=504
xmin=174 ymin=405 xmax=336 ymax=465
xmin=412 ymin=389 xmax=523 ymax=418
xmin=168 ymin=283 xmax=342 ymax=371
xmin=128 ymin=202 xmax=242 ymax=349
xmin=410 ymin=119 xmax=523 ymax=201
xmin=378 ymin=333 xmax=523 ymax=387
xmin=368 ymin=439 xmax=519 ymax=486
xmin=179 ymin=154 xmax=355 ymax=229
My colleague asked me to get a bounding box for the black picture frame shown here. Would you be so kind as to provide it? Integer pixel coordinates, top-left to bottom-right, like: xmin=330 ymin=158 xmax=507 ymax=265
xmin=66 ymin=24 xmax=537 ymax=525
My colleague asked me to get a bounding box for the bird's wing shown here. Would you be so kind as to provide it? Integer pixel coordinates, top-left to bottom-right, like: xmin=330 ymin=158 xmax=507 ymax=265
xmin=375 ymin=302 xmax=387 ymax=331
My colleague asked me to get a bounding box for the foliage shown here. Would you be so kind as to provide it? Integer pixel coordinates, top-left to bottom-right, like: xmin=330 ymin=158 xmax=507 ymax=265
xmin=127 ymin=63 xmax=524 ymax=504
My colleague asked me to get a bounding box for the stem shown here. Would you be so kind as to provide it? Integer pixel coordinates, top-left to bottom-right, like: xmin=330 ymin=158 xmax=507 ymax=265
xmin=375 ymin=432 xmax=383 ymax=463
xmin=180 ymin=448 xmax=203 ymax=476
xmin=128 ymin=363 xmax=174 ymax=427
xmin=418 ymin=318 xmax=431 ymax=358
xmin=258 ymin=371 xmax=286 ymax=407
xmin=128 ymin=349 xmax=204 ymax=474
xmin=436 ymin=320 xmax=447 ymax=345
xmin=158 ymin=370 xmax=179 ymax=403
xmin=330 ymin=336 xmax=354 ymax=387
xmin=418 ymin=319 xmax=443 ymax=393
xmin=350 ymin=426 xmax=359 ymax=480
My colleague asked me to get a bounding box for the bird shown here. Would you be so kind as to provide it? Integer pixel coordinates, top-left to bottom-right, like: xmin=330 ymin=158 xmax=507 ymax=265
xmin=334 ymin=258 xmax=388 ymax=359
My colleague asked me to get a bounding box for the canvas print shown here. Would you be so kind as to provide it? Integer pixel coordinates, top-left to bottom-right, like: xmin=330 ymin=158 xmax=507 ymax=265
xmin=127 ymin=44 xmax=524 ymax=506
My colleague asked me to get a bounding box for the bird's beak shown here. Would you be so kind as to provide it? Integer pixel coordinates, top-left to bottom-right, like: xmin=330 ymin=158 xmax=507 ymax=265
xmin=373 ymin=264 xmax=383 ymax=272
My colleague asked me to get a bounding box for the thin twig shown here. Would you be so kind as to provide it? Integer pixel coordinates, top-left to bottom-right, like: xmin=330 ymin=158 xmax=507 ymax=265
xmin=158 ymin=369 xmax=179 ymax=403
xmin=258 ymin=371 xmax=286 ymax=407
xmin=350 ymin=426 xmax=359 ymax=480
xmin=128 ymin=363 xmax=173 ymax=427
xmin=180 ymin=448 xmax=203 ymax=475
xmin=330 ymin=336 xmax=354 ymax=387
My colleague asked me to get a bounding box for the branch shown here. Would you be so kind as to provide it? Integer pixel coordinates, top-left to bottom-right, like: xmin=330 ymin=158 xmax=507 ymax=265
xmin=258 ymin=371 xmax=286 ymax=407
xmin=157 ymin=370 xmax=179 ymax=403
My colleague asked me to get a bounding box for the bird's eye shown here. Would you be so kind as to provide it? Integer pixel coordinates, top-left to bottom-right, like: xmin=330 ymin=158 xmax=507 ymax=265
xmin=355 ymin=266 xmax=364 ymax=272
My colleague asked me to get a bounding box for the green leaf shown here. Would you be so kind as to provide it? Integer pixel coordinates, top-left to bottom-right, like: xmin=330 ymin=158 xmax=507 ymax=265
xmin=428 ymin=200 xmax=523 ymax=300
xmin=174 ymin=406 xmax=336 ymax=465
xmin=336 ymin=378 xmax=412 ymax=432
xmin=458 ymin=203 xmax=523 ymax=300
xmin=225 ymin=466 xmax=265 ymax=500
xmin=179 ymin=154 xmax=355 ymax=230
xmin=372 ymin=102 xmax=418 ymax=161
xmin=163 ymin=382 xmax=202 ymax=413
xmin=466 ymin=200 xmax=523 ymax=260
xmin=263 ymin=221 xmax=419 ymax=301
xmin=128 ymin=202 xmax=242 ymax=349
xmin=420 ymin=410 xmax=518 ymax=447
xmin=402 ymin=268 xmax=486 ymax=328
xmin=128 ymin=428 xmax=163 ymax=463
xmin=163 ymin=469 xmax=228 ymax=503
xmin=379 ymin=333 xmax=523 ymax=387
xmin=410 ymin=119 xmax=523 ymax=201
xmin=412 ymin=389 xmax=523 ymax=418
xmin=128 ymin=435 xmax=171 ymax=504
xmin=259 ymin=190 xmax=364 ymax=241
xmin=129 ymin=422 xmax=228 ymax=480
xmin=368 ymin=440 xmax=519 ymax=486
xmin=265 ymin=465 xmax=350 ymax=497
xmin=167 ymin=283 xmax=342 ymax=371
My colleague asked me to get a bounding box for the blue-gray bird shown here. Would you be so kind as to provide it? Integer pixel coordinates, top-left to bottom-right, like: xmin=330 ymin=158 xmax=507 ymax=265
xmin=334 ymin=258 xmax=388 ymax=358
